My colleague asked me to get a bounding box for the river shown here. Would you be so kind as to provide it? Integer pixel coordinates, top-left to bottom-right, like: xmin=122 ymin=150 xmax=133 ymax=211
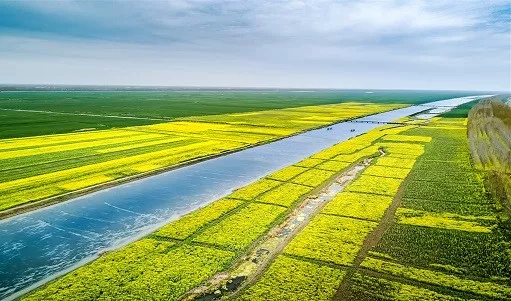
xmin=0 ymin=96 xmax=490 ymax=300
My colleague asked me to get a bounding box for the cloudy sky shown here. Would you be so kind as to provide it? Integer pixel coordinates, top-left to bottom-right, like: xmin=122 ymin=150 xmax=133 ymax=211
xmin=0 ymin=0 xmax=509 ymax=91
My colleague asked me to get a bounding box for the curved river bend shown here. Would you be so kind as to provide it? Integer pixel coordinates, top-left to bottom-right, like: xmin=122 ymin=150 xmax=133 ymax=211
xmin=0 ymin=96 xmax=489 ymax=300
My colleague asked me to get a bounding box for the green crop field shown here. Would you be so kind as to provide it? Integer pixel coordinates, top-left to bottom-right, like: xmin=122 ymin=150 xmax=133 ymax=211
xmin=0 ymin=90 xmax=476 ymax=138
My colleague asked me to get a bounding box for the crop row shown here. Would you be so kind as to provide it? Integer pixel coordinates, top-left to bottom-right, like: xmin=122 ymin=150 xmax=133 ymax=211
xmin=375 ymin=142 xmax=426 ymax=156
xmin=403 ymin=180 xmax=488 ymax=204
xmin=0 ymin=128 xmax=143 ymax=151
xmin=1 ymin=141 xmax=217 ymax=187
xmin=374 ymin=156 xmax=417 ymax=169
xmin=0 ymin=132 xmax=167 ymax=160
xmin=381 ymin=134 xmax=432 ymax=143
xmin=348 ymin=272 xmax=474 ymax=301
xmin=266 ymin=165 xmax=308 ymax=181
xmin=346 ymin=175 xmax=403 ymax=196
xmin=154 ymin=198 xmax=243 ymax=240
xmin=193 ymin=202 xmax=287 ymax=251
xmin=322 ymin=192 xmax=394 ymax=221
xmin=182 ymin=103 xmax=405 ymax=131
xmin=284 ymin=214 xmax=377 ymax=265
xmin=1 ymin=140 xmax=244 ymax=210
xmin=0 ymin=137 xmax=202 ymax=174
xmin=291 ymin=168 xmax=336 ymax=187
xmin=395 ymin=207 xmax=494 ymax=233
xmin=311 ymin=125 xmax=414 ymax=160
xmin=401 ymin=197 xmax=494 ymax=217
xmin=360 ymin=257 xmax=511 ymax=299
xmin=256 ymin=183 xmax=314 ymax=207
xmin=371 ymin=223 xmax=510 ymax=280
xmin=315 ymin=160 xmax=352 ymax=172
xmin=363 ymin=165 xmax=411 ymax=179
xmin=330 ymin=145 xmax=380 ymax=163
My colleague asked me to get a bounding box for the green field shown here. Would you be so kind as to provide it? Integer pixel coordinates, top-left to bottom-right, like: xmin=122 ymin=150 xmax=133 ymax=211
xmin=0 ymin=90 xmax=477 ymax=138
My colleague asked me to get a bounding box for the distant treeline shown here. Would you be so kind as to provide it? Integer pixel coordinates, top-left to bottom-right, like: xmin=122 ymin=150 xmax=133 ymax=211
xmin=467 ymin=96 xmax=511 ymax=214
xmin=468 ymin=96 xmax=511 ymax=173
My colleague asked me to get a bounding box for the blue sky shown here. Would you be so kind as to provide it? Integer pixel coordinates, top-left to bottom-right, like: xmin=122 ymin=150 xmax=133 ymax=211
xmin=0 ymin=0 xmax=509 ymax=91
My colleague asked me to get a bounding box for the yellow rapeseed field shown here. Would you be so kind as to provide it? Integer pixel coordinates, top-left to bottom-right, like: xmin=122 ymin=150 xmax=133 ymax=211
xmin=0 ymin=102 xmax=403 ymax=211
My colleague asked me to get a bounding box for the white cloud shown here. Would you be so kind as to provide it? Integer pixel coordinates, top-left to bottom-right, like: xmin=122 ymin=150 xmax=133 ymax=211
xmin=0 ymin=0 xmax=509 ymax=91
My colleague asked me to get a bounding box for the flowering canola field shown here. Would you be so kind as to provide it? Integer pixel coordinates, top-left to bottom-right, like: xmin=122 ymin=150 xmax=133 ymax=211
xmin=22 ymin=122 xmax=412 ymax=300
xmin=0 ymin=102 xmax=403 ymax=212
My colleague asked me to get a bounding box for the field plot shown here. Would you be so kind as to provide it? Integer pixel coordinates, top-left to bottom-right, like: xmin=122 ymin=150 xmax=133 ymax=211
xmin=344 ymin=116 xmax=511 ymax=301
xmin=284 ymin=214 xmax=377 ymax=266
xmin=0 ymin=102 xmax=404 ymax=212
xmin=238 ymin=255 xmax=346 ymax=301
xmin=237 ymin=127 xmax=429 ymax=300
xmin=21 ymin=120 xmax=417 ymax=301
xmin=23 ymin=240 xmax=236 ymax=301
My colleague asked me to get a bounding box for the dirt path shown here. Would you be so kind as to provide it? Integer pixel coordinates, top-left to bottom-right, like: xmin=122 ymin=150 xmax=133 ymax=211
xmin=181 ymin=154 xmax=381 ymax=301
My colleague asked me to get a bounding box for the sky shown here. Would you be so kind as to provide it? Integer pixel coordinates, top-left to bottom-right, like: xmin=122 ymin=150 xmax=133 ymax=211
xmin=0 ymin=0 xmax=510 ymax=91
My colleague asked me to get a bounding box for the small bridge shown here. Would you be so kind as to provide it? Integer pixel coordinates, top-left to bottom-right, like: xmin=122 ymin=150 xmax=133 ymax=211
xmin=347 ymin=120 xmax=407 ymax=125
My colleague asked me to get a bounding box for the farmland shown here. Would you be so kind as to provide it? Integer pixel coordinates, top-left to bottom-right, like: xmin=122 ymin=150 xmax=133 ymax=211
xmin=3 ymin=93 xmax=510 ymax=301
xmin=21 ymin=117 xmax=439 ymax=300
xmin=335 ymin=102 xmax=511 ymax=301
xmin=0 ymin=89 xmax=478 ymax=138
xmin=0 ymin=101 xmax=404 ymax=213
xmin=1 ymin=0 xmax=510 ymax=299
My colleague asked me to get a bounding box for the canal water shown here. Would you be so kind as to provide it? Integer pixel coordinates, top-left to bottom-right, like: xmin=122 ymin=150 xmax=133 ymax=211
xmin=0 ymin=96 xmax=488 ymax=299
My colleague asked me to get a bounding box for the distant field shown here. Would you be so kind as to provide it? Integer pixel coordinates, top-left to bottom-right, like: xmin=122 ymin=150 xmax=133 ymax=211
xmin=0 ymin=102 xmax=404 ymax=212
xmin=440 ymin=99 xmax=480 ymax=118
xmin=0 ymin=90 xmax=476 ymax=138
